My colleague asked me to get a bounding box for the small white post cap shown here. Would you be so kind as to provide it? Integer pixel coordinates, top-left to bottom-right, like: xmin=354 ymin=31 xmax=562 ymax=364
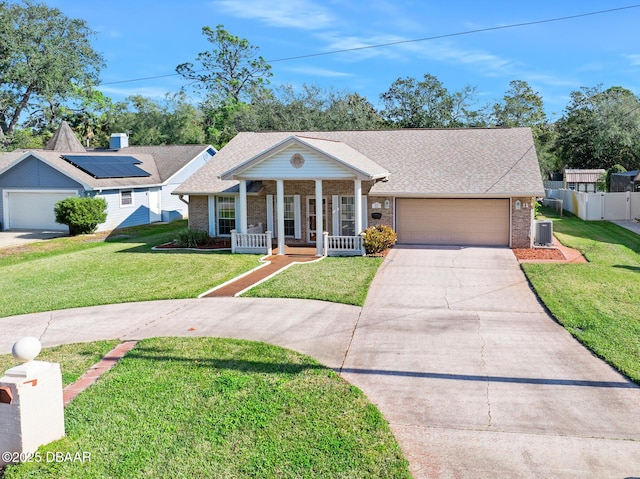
xmin=12 ymin=337 xmax=42 ymax=362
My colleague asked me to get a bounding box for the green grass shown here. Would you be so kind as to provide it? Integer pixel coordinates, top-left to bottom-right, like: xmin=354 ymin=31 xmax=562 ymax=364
xmin=522 ymin=208 xmax=640 ymax=382
xmin=0 ymin=340 xmax=119 ymax=386
xmin=2 ymin=338 xmax=410 ymax=479
xmin=242 ymin=256 xmax=384 ymax=306
xmin=0 ymin=221 xmax=261 ymax=317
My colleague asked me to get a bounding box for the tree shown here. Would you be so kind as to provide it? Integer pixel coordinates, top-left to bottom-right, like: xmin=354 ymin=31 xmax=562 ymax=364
xmin=380 ymin=74 xmax=481 ymax=128
xmin=109 ymin=93 xmax=205 ymax=146
xmin=554 ymin=85 xmax=640 ymax=170
xmin=0 ymin=1 xmax=104 ymax=140
xmin=231 ymin=85 xmax=384 ymax=133
xmin=176 ymin=24 xmax=272 ymax=104
xmin=492 ymin=80 xmax=546 ymax=128
xmin=491 ymin=80 xmax=560 ymax=176
xmin=61 ymin=86 xmax=115 ymax=148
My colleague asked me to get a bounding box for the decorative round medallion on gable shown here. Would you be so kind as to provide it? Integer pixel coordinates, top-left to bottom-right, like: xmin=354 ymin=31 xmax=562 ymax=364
xmin=290 ymin=153 xmax=305 ymax=169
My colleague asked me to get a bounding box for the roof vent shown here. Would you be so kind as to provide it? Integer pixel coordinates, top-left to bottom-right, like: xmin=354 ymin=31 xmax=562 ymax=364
xmin=534 ymin=220 xmax=553 ymax=246
xmin=109 ymin=133 xmax=129 ymax=149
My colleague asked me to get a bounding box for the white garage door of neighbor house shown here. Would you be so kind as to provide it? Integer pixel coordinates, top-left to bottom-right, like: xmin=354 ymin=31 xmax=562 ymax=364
xmin=397 ymin=198 xmax=510 ymax=246
xmin=7 ymin=191 xmax=75 ymax=230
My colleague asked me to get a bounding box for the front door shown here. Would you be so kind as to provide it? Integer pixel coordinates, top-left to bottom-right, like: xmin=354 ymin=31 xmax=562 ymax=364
xmin=307 ymin=197 xmax=327 ymax=243
xmin=148 ymin=188 xmax=161 ymax=223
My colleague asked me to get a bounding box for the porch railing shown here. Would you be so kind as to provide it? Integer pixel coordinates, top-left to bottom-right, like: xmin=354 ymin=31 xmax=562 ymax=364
xmin=323 ymin=232 xmax=366 ymax=257
xmin=231 ymin=230 xmax=272 ymax=255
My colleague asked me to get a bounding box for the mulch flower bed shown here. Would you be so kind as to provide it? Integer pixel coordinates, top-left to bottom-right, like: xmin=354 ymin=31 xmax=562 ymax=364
xmin=512 ymin=247 xmax=566 ymax=261
xmin=156 ymin=239 xmax=231 ymax=250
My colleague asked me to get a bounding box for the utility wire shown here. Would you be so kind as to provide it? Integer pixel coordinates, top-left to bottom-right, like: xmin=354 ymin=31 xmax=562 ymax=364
xmin=267 ymin=5 xmax=640 ymax=64
xmin=99 ymin=4 xmax=640 ymax=87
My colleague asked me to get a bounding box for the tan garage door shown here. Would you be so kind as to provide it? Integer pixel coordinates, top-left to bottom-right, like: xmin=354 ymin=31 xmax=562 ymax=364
xmin=397 ymin=198 xmax=510 ymax=246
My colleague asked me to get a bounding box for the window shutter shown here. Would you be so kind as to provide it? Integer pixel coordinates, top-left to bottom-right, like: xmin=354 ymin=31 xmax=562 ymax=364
xmin=332 ymin=195 xmax=340 ymax=235
xmin=294 ymin=195 xmax=302 ymax=239
xmin=266 ymin=194 xmax=274 ymax=237
xmin=234 ymin=196 xmax=240 ymax=232
xmin=361 ymin=195 xmax=368 ymax=231
xmin=208 ymin=196 xmax=216 ymax=237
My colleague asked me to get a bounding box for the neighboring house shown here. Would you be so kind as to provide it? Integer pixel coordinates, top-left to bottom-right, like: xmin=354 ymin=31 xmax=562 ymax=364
xmin=173 ymin=128 xmax=544 ymax=255
xmin=0 ymin=122 xmax=215 ymax=232
xmin=563 ymin=168 xmax=606 ymax=192
xmin=610 ymin=170 xmax=640 ymax=192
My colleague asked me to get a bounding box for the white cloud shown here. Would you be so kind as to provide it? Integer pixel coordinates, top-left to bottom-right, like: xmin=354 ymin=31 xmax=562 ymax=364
xmin=405 ymin=41 xmax=514 ymax=76
xmin=285 ymin=66 xmax=353 ymax=78
xmin=625 ymin=54 xmax=640 ymax=66
xmin=316 ymin=33 xmax=412 ymax=61
xmin=211 ymin=0 xmax=334 ymax=30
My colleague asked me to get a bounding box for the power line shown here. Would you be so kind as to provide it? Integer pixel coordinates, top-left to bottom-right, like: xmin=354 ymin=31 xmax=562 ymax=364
xmin=99 ymin=4 xmax=640 ymax=87
xmin=267 ymin=5 xmax=640 ymax=63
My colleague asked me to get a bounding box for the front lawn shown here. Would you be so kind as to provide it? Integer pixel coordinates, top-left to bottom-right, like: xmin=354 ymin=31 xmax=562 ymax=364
xmin=522 ymin=209 xmax=640 ymax=382
xmin=242 ymin=256 xmax=384 ymax=306
xmin=0 ymin=340 xmax=119 ymax=386
xmin=0 ymin=222 xmax=260 ymax=318
xmin=2 ymin=338 xmax=410 ymax=479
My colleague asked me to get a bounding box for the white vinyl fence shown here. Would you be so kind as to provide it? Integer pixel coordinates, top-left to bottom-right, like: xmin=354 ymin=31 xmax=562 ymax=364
xmin=545 ymin=189 xmax=640 ymax=221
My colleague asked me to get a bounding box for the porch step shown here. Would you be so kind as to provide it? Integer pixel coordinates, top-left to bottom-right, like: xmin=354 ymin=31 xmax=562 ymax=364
xmin=202 ymin=251 xmax=319 ymax=297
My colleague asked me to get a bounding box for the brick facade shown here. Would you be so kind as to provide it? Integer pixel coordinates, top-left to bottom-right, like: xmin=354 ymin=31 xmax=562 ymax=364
xmin=367 ymin=195 xmax=394 ymax=229
xmin=189 ymin=189 xmax=534 ymax=249
xmin=510 ymin=196 xmax=534 ymax=248
xmin=187 ymin=195 xmax=209 ymax=232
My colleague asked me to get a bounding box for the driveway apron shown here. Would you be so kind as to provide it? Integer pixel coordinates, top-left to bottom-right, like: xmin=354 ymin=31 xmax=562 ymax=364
xmin=340 ymin=245 xmax=640 ymax=479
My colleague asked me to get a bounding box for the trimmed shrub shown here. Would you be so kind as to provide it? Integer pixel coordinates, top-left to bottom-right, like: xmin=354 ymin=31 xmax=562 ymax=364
xmin=363 ymin=224 xmax=397 ymax=255
xmin=174 ymin=228 xmax=210 ymax=248
xmin=54 ymin=196 xmax=108 ymax=235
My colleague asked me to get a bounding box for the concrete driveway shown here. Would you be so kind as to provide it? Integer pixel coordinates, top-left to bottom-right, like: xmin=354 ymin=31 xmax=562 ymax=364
xmin=0 ymin=230 xmax=67 ymax=248
xmin=340 ymin=245 xmax=640 ymax=478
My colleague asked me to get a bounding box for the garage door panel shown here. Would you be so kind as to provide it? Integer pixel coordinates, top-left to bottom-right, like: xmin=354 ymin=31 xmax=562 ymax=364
xmin=397 ymin=199 xmax=509 ymax=246
xmin=7 ymin=191 xmax=75 ymax=230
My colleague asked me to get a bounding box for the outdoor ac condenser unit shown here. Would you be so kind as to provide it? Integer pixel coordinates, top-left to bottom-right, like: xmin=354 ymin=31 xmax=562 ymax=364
xmin=534 ymin=220 xmax=553 ymax=246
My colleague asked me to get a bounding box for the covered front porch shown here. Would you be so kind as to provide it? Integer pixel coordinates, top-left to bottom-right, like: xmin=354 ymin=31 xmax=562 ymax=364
xmin=219 ymin=135 xmax=389 ymax=257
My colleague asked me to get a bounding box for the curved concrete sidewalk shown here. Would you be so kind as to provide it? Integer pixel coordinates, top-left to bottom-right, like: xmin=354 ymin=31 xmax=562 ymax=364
xmin=0 ymin=298 xmax=360 ymax=371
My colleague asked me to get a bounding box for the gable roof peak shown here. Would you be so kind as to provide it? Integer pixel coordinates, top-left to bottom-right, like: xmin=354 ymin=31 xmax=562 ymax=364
xmin=45 ymin=121 xmax=86 ymax=152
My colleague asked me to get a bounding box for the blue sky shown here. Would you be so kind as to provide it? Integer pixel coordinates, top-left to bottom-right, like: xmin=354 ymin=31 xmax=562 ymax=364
xmin=46 ymin=0 xmax=640 ymax=121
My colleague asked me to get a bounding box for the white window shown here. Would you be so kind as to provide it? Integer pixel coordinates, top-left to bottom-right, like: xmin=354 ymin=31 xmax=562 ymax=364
xmin=120 ymin=190 xmax=133 ymax=207
xmin=340 ymin=196 xmax=355 ymax=236
xmin=217 ymin=196 xmax=236 ymax=235
xmin=284 ymin=196 xmax=295 ymax=236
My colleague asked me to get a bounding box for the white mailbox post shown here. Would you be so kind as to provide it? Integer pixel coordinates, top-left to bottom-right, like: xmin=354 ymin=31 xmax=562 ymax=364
xmin=0 ymin=337 xmax=65 ymax=467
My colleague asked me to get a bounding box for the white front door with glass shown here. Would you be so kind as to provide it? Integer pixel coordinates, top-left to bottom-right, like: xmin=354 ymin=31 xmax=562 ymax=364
xmin=307 ymin=197 xmax=327 ymax=243
xmin=340 ymin=196 xmax=356 ymax=236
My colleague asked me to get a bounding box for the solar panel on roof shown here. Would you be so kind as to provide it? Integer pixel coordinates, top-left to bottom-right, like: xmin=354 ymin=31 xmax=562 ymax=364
xmin=61 ymin=155 xmax=151 ymax=179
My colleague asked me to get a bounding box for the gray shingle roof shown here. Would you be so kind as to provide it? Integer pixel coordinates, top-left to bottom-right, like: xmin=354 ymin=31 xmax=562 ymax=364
xmin=174 ymin=128 xmax=544 ymax=197
xmin=0 ymin=145 xmax=213 ymax=190
xmin=44 ymin=121 xmax=86 ymax=152
xmin=219 ymin=135 xmax=389 ymax=180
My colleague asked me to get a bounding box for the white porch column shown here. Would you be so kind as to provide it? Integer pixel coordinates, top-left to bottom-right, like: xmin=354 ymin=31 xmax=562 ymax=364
xmin=276 ymin=179 xmax=285 ymax=255
xmin=315 ymin=179 xmax=323 ymax=256
xmin=354 ymin=179 xmax=362 ymax=235
xmin=239 ymin=179 xmax=248 ymax=234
